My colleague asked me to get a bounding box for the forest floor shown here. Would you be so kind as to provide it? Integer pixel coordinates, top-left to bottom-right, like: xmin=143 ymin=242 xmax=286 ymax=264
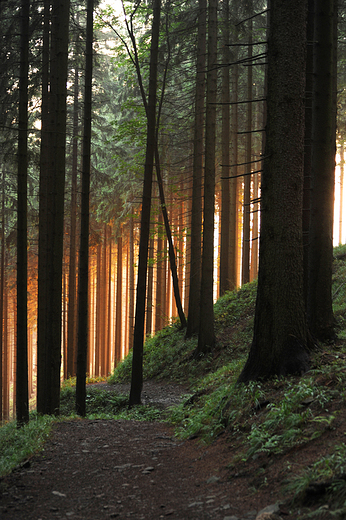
xmin=0 ymin=379 xmax=342 ymax=520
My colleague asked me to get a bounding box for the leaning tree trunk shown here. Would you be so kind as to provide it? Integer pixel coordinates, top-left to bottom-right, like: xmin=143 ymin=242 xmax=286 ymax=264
xmin=238 ymin=0 xmax=310 ymax=383
xmin=129 ymin=0 xmax=161 ymax=407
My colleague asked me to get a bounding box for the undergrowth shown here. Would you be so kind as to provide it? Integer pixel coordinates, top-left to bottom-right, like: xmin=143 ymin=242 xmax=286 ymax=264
xmin=0 ymin=415 xmax=53 ymax=477
xmin=3 ymin=249 xmax=346 ymax=518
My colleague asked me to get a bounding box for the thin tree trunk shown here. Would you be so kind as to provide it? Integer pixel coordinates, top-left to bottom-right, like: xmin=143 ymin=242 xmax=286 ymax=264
xmin=229 ymin=14 xmax=239 ymax=291
xmin=128 ymin=216 xmax=134 ymax=349
xmin=76 ymin=0 xmax=93 ymax=416
xmin=340 ymin=143 xmax=344 ymax=245
xmin=67 ymin=59 xmax=79 ymax=378
xmin=0 ymin=178 xmax=5 ymax=420
xmin=220 ymin=0 xmax=230 ymax=297
xmin=242 ymin=6 xmax=253 ymax=286
xmin=186 ymin=0 xmax=206 ymax=337
xmin=16 ymin=0 xmax=29 ymax=426
xmin=195 ymin=0 xmax=217 ymax=356
xmin=129 ymin=0 xmax=161 ymax=406
xmin=115 ymin=229 xmax=123 ymax=366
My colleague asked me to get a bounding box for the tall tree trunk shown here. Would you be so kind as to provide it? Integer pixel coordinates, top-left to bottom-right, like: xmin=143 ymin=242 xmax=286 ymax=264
xmin=303 ymin=0 xmax=314 ymax=303
xmin=146 ymin=234 xmax=154 ymax=336
xmin=307 ymin=0 xmax=336 ymax=342
xmin=220 ymin=0 xmax=230 ymax=297
xmin=129 ymin=0 xmax=161 ymax=406
xmin=185 ymin=0 xmax=206 ymax=337
xmin=76 ymin=0 xmax=93 ymax=416
xmin=238 ymin=0 xmax=310 ymax=383
xmin=37 ymin=0 xmax=70 ymax=416
xmin=115 ymin=228 xmax=123 ymax=366
xmin=242 ymin=5 xmax=253 ymax=285
xmin=229 ymin=13 xmax=239 ymax=291
xmin=339 ymin=143 xmax=344 ymax=245
xmin=0 ymin=179 xmax=4 ymax=421
xmin=67 ymin=59 xmax=79 ymax=378
xmin=128 ymin=215 xmax=134 ymax=349
xmin=37 ymin=0 xmax=50 ymax=415
xmin=195 ymin=0 xmax=217 ymax=356
xmin=16 ymin=0 xmax=29 ymax=426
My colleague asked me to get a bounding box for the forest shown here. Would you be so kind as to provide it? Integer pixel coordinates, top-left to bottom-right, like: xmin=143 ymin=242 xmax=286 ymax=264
xmin=3 ymin=0 xmax=346 ymax=517
xmin=0 ymin=0 xmax=345 ymax=424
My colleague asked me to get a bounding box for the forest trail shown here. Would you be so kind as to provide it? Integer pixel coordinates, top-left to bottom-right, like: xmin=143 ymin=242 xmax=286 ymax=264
xmin=0 ymin=382 xmax=300 ymax=520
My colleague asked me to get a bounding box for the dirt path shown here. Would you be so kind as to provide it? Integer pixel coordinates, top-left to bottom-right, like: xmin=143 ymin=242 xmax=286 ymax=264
xmin=0 ymin=382 xmax=293 ymax=520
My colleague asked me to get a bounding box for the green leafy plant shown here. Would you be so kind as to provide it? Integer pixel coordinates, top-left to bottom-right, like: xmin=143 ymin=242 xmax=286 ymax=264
xmin=0 ymin=415 xmax=53 ymax=477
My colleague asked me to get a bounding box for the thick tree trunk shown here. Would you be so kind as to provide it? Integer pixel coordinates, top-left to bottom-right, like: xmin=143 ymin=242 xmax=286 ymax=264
xmin=37 ymin=0 xmax=70 ymax=416
xmin=307 ymin=0 xmax=336 ymax=342
xmin=185 ymin=0 xmax=206 ymax=337
xmin=238 ymin=0 xmax=310 ymax=383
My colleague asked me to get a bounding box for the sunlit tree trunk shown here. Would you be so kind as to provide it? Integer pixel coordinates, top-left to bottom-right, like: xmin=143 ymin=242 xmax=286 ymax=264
xmin=186 ymin=0 xmax=206 ymax=337
xmin=128 ymin=215 xmax=134 ymax=349
xmin=130 ymin=0 xmax=161 ymax=406
xmin=146 ymin=233 xmax=154 ymax=336
xmin=37 ymin=0 xmax=50 ymax=415
xmin=106 ymin=228 xmax=112 ymax=374
xmin=0 ymin=178 xmax=4 ymax=420
xmin=155 ymin=209 xmax=164 ymax=332
xmin=67 ymin=59 xmax=79 ymax=378
xmin=115 ymin=228 xmax=122 ymax=366
xmin=195 ymin=0 xmax=217 ymax=356
xmin=340 ymin=143 xmax=344 ymax=245
xmin=220 ymin=0 xmax=230 ymax=297
xmin=16 ymin=0 xmax=29 ymax=426
xmin=229 ymin=15 xmax=239 ymax=291
xmin=3 ymin=280 xmax=8 ymax=421
xmin=242 ymin=4 xmax=253 ymax=286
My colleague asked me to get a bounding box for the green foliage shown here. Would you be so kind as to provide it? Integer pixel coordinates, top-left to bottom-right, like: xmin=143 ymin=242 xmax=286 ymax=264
xmin=0 ymin=416 xmax=53 ymax=477
xmin=59 ymin=385 xmax=163 ymax=422
xmin=244 ymin=378 xmax=335 ymax=460
xmin=286 ymin=443 xmax=346 ymax=507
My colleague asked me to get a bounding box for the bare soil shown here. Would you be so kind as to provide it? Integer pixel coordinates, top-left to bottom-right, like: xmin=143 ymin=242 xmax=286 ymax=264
xmin=0 ymin=380 xmax=343 ymax=520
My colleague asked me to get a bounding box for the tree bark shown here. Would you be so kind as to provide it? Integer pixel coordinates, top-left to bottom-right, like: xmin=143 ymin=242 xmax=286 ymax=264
xmin=307 ymin=0 xmax=336 ymax=342
xmin=16 ymin=0 xmax=30 ymax=426
xmin=129 ymin=0 xmax=161 ymax=406
xmin=238 ymin=0 xmax=310 ymax=383
xmin=195 ymin=0 xmax=217 ymax=356
xmin=220 ymin=0 xmax=230 ymax=297
xmin=185 ymin=0 xmax=206 ymax=337
xmin=76 ymin=0 xmax=93 ymax=417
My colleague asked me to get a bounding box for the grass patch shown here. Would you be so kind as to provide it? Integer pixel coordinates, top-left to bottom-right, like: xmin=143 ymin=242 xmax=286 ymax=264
xmin=0 ymin=415 xmax=53 ymax=477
